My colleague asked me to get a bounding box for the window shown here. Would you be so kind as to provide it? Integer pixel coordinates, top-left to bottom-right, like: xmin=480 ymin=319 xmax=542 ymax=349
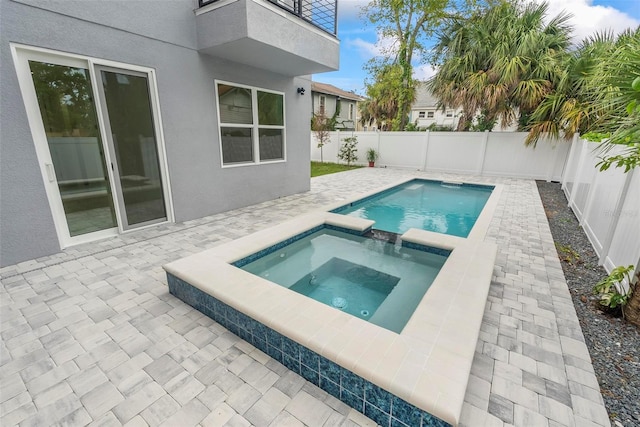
xmin=349 ymin=103 xmax=354 ymax=120
xmin=446 ymin=110 xmax=453 ymax=118
xmin=217 ymin=82 xmax=285 ymax=165
xmin=319 ymin=95 xmax=325 ymax=115
xmin=427 ymin=111 xmax=434 ymax=118
xmin=418 ymin=111 xmax=425 ymax=118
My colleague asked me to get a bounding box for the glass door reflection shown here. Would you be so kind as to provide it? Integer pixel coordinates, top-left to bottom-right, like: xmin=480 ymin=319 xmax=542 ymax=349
xmin=29 ymin=61 xmax=118 ymax=236
xmin=97 ymin=69 xmax=167 ymax=230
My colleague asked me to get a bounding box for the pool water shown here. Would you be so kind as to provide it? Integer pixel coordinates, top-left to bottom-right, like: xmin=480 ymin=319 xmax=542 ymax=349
xmin=334 ymin=180 xmax=493 ymax=237
xmin=240 ymin=228 xmax=447 ymax=333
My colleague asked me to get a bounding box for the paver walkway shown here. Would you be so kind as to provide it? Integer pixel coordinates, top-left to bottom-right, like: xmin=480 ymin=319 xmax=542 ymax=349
xmin=0 ymin=168 xmax=610 ymax=427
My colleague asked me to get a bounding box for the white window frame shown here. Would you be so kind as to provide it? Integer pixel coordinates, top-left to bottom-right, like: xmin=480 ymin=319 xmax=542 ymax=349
xmin=319 ymin=95 xmax=326 ymax=114
xmin=427 ymin=111 xmax=434 ymax=118
xmin=446 ymin=110 xmax=454 ymax=118
xmin=216 ymin=80 xmax=286 ymax=168
xmin=418 ymin=111 xmax=425 ymax=118
xmin=349 ymin=103 xmax=354 ymax=120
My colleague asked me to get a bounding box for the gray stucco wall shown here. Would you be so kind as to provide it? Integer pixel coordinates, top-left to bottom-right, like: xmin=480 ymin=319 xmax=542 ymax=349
xmin=0 ymin=0 xmax=312 ymax=267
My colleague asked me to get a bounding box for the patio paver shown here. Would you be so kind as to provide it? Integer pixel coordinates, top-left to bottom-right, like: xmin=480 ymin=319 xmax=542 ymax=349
xmin=1 ymin=168 xmax=610 ymax=427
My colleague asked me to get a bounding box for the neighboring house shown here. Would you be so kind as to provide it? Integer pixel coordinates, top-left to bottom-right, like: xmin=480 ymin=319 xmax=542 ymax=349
xmin=0 ymin=0 xmax=339 ymax=267
xmin=409 ymin=83 xmax=519 ymax=131
xmin=409 ymin=83 xmax=461 ymax=130
xmin=311 ymin=82 xmax=365 ymax=131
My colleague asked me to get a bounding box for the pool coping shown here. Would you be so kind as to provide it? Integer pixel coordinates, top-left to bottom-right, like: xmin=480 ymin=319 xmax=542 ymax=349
xmin=164 ymin=207 xmax=497 ymax=425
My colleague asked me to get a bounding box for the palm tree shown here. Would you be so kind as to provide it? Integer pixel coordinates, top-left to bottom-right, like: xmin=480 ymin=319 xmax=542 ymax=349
xmin=525 ymin=31 xmax=619 ymax=146
xmin=429 ymin=1 xmax=572 ymax=131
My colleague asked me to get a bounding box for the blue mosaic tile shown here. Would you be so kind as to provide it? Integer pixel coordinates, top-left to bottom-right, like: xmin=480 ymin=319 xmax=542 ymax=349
xmin=167 ymin=273 xmax=449 ymax=427
xmin=266 ymin=328 xmax=282 ymax=349
xmin=390 ymin=417 xmax=410 ymax=427
xmin=236 ymin=312 xmax=251 ymax=330
xmin=300 ymin=363 xmax=319 ymax=384
xmin=341 ymin=389 xmax=364 ymax=413
xmin=421 ymin=412 xmax=450 ymax=427
xmin=365 ymin=402 xmax=390 ymax=427
xmin=324 ymin=223 xmax=370 ymax=236
xmin=251 ymin=322 xmax=268 ymax=342
xmin=320 ymin=376 xmax=340 ymax=399
xmin=401 ymin=241 xmax=451 ymax=257
xmin=237 ymin=328 xmax=251 ymax=343
xmin=365 ymin=382 xmax=393 ymax=413
xmin=282 ymin=337 xmax=301 ymax=361
xmin=282 ymin=354 xmax=300 ymax=374
xmin=342 ymin=371 xmax=365 ymax=398
xmin=265 ymin=344 xmax=283 ymax=363
xmin=300 ymin=347 xmax=320 ymax=371
xmin=252 ymin=337 xmax=267 ymax=353
xmin=391 ymin=397 xmax=422 ymax=427
xmin=319 ymin=358 xmax=343 ymax=384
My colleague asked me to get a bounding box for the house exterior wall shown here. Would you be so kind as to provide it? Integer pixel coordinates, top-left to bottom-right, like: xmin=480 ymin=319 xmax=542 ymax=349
xmin=409 ymin=107 xmax=460 ymax=129
xmin=0 ymin=0 xmax=312 ymax=266
xmin=311 ymin=92 xmax=358 ymax=130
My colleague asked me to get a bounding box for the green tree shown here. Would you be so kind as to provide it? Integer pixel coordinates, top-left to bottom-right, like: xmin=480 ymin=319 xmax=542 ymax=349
xmin=311 ymin=110 xmax=332 ymax=163
xmin=525 ymin=31 xmax=620 ymax=146
xmin=362 ymin=0 xmax=475 ymax=130
xmin=360 ymin=63 xmax=404 ymax=130
xmin=429 ymin=1 xmax=571 ymax=131
xmin=337 ymin=136 xmax=358 ymax=166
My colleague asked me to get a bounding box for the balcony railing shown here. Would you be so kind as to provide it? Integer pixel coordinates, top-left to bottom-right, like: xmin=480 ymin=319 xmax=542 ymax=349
xmin=199 ymin=0 xmax=337 ymax=36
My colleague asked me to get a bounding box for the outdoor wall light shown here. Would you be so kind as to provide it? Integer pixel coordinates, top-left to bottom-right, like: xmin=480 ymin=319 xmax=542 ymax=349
xmin=297 ymin=87 xmax=305 ymax=95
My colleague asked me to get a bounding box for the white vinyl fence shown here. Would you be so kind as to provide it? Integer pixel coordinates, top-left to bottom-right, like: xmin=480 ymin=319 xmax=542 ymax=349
xmin=562 ymin=137 xmax=640 ymax=280
xmin=311 ymin=131 xmax=570 ymax=181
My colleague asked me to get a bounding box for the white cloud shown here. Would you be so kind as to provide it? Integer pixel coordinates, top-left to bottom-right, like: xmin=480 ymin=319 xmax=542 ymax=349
xmin=535 ymin=0 xmax=639 ymax=42
xmin=337 ymin=0 xmax=369 ymax=20
xmin=413 ymin=64 xmax=438 ymax=81
xmin=347 ymin=33 xmax=397 ymax=59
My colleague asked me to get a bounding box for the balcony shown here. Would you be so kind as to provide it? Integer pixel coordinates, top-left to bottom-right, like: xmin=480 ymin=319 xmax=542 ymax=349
xmin=196 ymin=0 xmax=340 ymax=76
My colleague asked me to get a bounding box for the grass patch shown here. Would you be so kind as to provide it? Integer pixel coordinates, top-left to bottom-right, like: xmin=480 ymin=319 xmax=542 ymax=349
xmin=311 ymin=161 xmax=363 ymax=177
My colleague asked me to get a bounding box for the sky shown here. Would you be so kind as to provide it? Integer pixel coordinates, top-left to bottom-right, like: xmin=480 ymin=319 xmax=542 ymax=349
xmin=313 ymin=0 xmax=640 ymax=95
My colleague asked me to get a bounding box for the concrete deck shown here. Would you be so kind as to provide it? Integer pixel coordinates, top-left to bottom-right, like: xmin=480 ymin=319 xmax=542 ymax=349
xmin=0 ymin=168 xmax=610 ymax=427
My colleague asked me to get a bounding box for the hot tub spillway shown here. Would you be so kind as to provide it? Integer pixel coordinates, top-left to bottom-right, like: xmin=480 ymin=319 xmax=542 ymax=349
xmin=364 ymin=229 xmax=402 ymax=245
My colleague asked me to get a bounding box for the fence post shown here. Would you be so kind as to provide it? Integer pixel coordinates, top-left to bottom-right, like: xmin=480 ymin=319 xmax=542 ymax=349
xmin=546 ymin=140 xmax=564 ymax=182
xmin=580 ymin=148 xmax=599 ymax=228
xmin=599 ymin=168 xmax=636 ymax=268
xmin=568 ymin=138 xmax=587 ymax=213
xmin=477 ymin=130 xmax=489 ymax=175
xmin=421 ymin=130 xmax=431 ymax=171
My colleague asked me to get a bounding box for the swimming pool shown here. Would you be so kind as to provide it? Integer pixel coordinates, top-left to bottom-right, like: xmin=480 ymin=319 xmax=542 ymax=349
xmin=238 ymin=228 xmax=448 ymax=333
xmin=165 ymin=208 xmax=498 ymax=426
xmin=333 ymin=179 xmax=494 ymax=237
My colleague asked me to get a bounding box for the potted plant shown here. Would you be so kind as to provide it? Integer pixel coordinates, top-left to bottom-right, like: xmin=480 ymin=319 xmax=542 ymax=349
xmin=366 ymin=148 xmax=379 ymax=167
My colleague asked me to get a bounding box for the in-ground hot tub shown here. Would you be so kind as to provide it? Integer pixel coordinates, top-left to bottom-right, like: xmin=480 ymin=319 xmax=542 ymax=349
xmin=238 ymin=227 xmax=449 ymax=333
xmin=165 ymin=205 xmax=497 ymax=426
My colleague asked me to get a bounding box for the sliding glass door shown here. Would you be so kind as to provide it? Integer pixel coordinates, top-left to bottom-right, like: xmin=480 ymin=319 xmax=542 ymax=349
xmin=14 ymin=46 xmax=171 ymax=248
xmin=28 ymin=60 xmax=119 ymax=237
xmin=96 ymin=68 xmax=167 ymax=230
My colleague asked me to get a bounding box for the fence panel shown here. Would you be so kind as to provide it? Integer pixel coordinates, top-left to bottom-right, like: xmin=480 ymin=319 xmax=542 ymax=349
xmin=561 ymin=138 xmax=640 ymax=278
xmin=581 ymin=161 xmax=628 ymax=255
xmin=379 ymin=132 xmax=426 ymax=169
xmin=426 ymin=132 xmax=486 ymax=174
xmin=604 ymin=170 xmax=640 ymax=274
xmin=483 ymin=133 xmax=569 ymax=180
xmin=311 ymin=131 xmax=570 ymax=180
xmin=561 ymin=136 xmax=581 ymax=199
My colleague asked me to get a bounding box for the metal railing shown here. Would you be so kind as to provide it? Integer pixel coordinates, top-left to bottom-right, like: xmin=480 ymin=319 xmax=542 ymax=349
xmin=199 ymin=0 xmax=337 ymax=36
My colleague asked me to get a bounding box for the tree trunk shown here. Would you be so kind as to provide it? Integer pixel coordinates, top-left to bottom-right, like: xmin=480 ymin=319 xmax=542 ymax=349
xmin=623 ymin=270 xmax=640 ymax=327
